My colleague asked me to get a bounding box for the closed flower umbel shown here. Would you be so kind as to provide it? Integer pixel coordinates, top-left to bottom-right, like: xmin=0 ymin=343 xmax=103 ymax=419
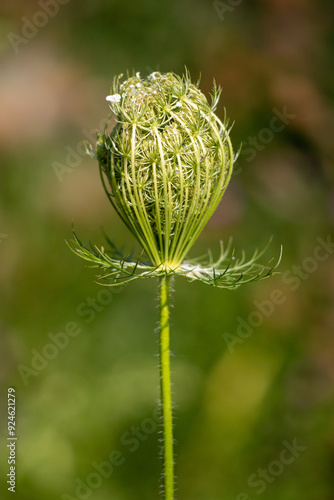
xmin=74 ymin=70 xmax=280 ymax=289
xmin=96 ymin=71 xmax=234 ymax=269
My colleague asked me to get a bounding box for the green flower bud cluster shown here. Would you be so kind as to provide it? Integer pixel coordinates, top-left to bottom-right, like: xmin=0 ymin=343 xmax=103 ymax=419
xmin=94 ymin=71 xmax=235 ymax=269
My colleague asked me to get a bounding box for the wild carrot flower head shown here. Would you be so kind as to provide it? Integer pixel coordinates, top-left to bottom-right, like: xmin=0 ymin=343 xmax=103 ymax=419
xmin=96 ymin=71 xmax=233 ymax=268
xmin=72 ymin=71 xmax=281 ymax=287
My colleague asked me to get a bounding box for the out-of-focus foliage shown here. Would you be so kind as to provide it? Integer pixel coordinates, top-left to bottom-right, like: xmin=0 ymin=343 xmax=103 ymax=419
xmin=0 ymin=1 xmax=333 ymax=499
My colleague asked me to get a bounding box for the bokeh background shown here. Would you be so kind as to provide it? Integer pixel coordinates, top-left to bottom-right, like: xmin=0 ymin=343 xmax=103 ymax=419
xmin=1 ymin=1 xmax=334 ymax=499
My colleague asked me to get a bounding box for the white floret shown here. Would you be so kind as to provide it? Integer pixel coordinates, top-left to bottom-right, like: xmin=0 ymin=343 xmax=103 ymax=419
xmin=106 ymin=94 xmax=121 ymax=103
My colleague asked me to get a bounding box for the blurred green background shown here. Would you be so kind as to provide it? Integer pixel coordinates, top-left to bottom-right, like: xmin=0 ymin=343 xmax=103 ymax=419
xmin=1 ymin=1 xmax=334 ymax=499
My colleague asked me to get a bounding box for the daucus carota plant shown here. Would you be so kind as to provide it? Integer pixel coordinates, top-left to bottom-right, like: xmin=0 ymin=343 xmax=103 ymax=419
xmin=69 ymin=70 xmax=281 ymax=500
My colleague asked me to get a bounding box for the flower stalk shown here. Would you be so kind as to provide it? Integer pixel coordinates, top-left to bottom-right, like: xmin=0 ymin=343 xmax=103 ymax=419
xmin=159 ymin=275 xmax=174 ymax=500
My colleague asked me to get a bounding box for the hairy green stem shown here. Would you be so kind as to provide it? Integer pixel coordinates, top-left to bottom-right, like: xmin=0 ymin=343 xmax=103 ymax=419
xmin=159 ymin=275 xmax=174 ymax=500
